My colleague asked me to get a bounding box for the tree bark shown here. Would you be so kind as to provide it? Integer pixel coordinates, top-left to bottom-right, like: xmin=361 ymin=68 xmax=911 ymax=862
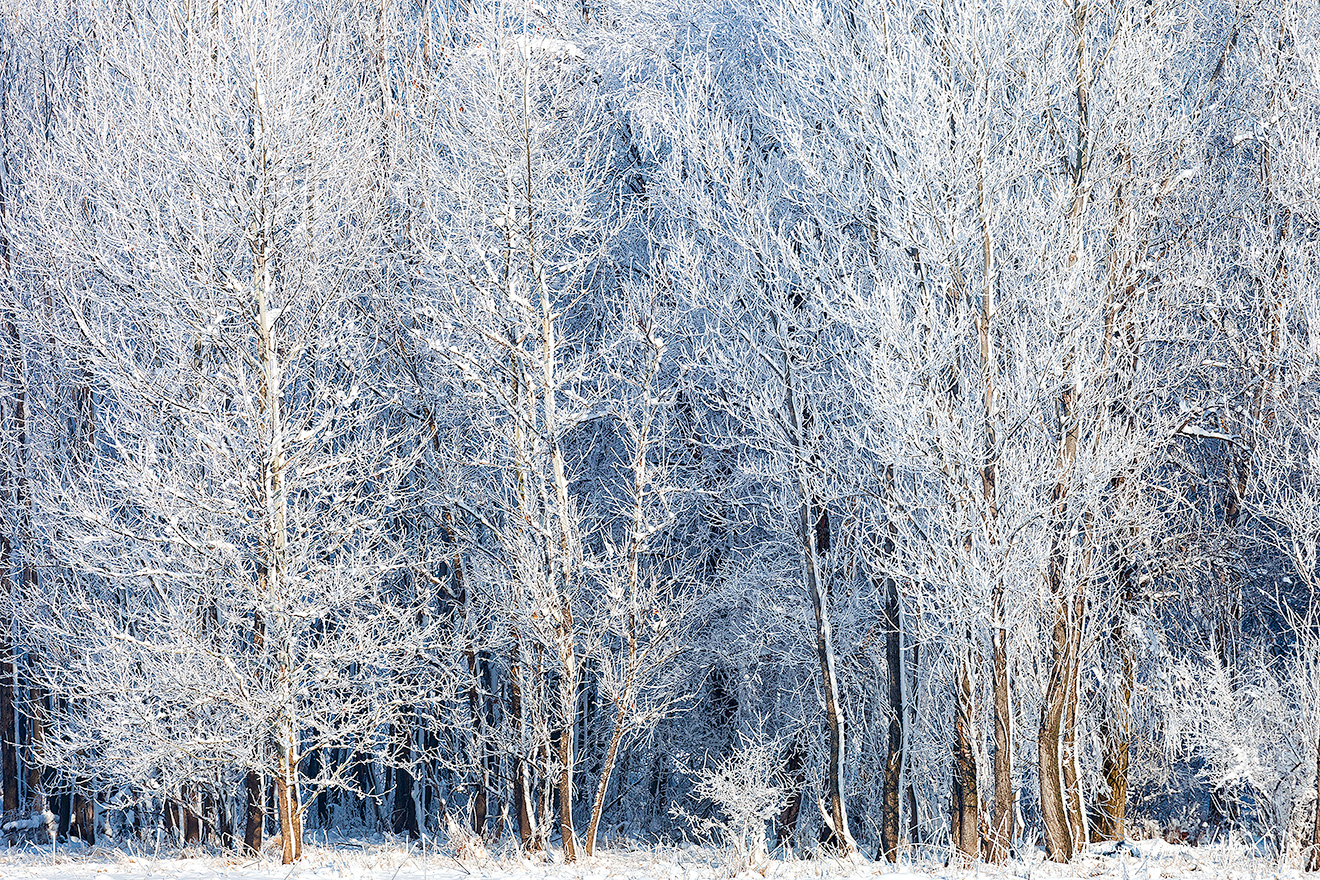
xmin=988 ymin=618 xmax=1013 ymax=862
xmin=509 ymin=643 xmax=538 ymax=850
xmin=391 ymin=722 xmax=419 ymax=840
xmin=1039 ymin=585 xmax=1079 ymax=862
xmin=1063 ymin=591 xmax=1087 ymax=848
xmin=775 ymin=738 xmax=807 ymax=848
xmin=243 ymin=770 xmax=264 ymax=855
xmin=25 ymin=685 xmax=44 ymax=817
xmin=879 ymin=554 xmax=904 ymax=862
xmin=1308 ymin=740 xmax=1320 ymax=872
xmin=1095 ymin=603 xmax=1133 ymax=842
xmin=274 ymin=743 xmax=302 ymax=864
xmin=585 ymin=697 xmax=627 ymax=856
xmin=950 ymin=648 xmax=979 ymax=862
xmin=557 ymin=651 xmax=578 ymax=861
xmin=801 ymin=500 xmax=854 ymax=853
xmin=0 ymin=535 xmax=16 ymax=816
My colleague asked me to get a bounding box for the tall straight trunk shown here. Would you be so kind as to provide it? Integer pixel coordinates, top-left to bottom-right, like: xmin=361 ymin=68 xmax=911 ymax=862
xmin=0 ymin=32 xmax=17 ymax=824
xmin=391 ymin=722 xmax=419 ymax=840
xmin=0 ymin=536 xmax=16 ymax=816
xmin=1040 ymin=575 xmax=1082 ymax=865
xmin=25 ymin=685 xmax=43 ymax=815
xmin=556 ymin=651 xmax=578 ymax=861
xmin=1039 ymin=623 xmax=1072 ymax=859
xmin=801 ymin=499 xmax=853 ymax=852
xmin=950 ymin=649 xmax=979 ymax=862
xmin=509 ymin=643 xmax=538 ymax=850
xmin=1308 ymin=741 xmax=1320 ymax=873
xmin=243 ymin=770 xmax=264 ymax=854
xmin=463 ymin=649 xmax=489 ymax=837
xmin=905 ymin=638 xmax=920 ymax=847
xmin=975 ymin=117 xmax=1013 ymax=866
xmin=988 ymin=618 xmax=1013 ymax=861
xmin=274 ymin=740 xmax=302 ymax=864
xmin=585 ymin=348 xmax=662 ymax=859
xmin=1063 ymin=591 xmax=1087 ymax=847
xmin=1042 ymin=311 xmax=1081 ymax=862
xmin=879 ymin=555 xmax=904 ymax=862
xmin=254 ymin=201 xmax=300 ymax=864
xmin=781 ymin=357 xmax=854 ymax=854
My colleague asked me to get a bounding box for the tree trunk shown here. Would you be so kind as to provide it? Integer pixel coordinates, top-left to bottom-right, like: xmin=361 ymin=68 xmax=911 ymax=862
xmin=0 ymin=46 xmax=19 ymax=824
xmin=1308 ymin=740 xmax=1320 ymax=873
xmin=905 ymin=639 xmax=921 ymax=848
xmin=275 ymin=739 xmax=302 ymax=864
xmin=557 ymin=652 xmax=578 ymax=862
xmin=1039 ymin=588 xmax=1077 ymax=862
xmin=950 ymin=649 xmax=979 ymax=862
xmin=509 ymin=644 xmax=538 ymax=850
xmin=988 ymin=617 xmax=1013 ymax=862
xmin=775 ymin=737 xmax=807 ymax=849
xmin=880 ymin=557 xmax=904 ymax=862
xmin=243 ymin=771 xmax=264 ymax=854
xmin=463 ymin=650 xmax=488 ymax=838
xmin=802 ymin=502 xmax=854 ymax=853
xmin=182 ymin=789 xmax=201 ymax=844
xmin=391 ymin=722 xmax=419 ymax=840
xmin=25 ymin=685 xmax=44 ymax=816
xmin=1095 ymin=605 xmax=1132 ymax=842
xmin=1063 ymin=591 xmax=1087 ymax=848
xmin=0 ymin=540 xmax=16 ymax=817
xmin=585 ymin=698 xmax=627 ymax=856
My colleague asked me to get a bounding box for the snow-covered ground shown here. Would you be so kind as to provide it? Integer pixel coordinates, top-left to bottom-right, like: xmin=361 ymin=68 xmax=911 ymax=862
xmin=0 ymin=839 xmax=1306 ymax=880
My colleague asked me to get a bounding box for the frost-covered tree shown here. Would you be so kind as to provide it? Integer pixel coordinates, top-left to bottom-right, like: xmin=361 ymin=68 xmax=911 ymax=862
xmin=7 ymin=0 xmax=426 ymax=861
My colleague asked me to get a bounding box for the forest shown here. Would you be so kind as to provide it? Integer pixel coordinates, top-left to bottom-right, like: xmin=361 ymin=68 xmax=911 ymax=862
xmin=0 ymin=0 xmax=1319 ymax=870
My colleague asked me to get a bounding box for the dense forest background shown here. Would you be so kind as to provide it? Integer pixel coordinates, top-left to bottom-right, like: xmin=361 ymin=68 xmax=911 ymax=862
xmin=1 ymin=0 xmax=1319 ymax=868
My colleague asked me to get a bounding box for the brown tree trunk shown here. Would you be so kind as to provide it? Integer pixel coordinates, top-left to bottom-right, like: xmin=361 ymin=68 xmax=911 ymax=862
xmin=557 ymin=644 xmax=578 ymax=862
xmin=274 ymin=743 xmax=302 ymax=864
xmin=950 ymin=649 xmax=979 ymax=862
xmin=509 ymin=644 xmax=538 ymax=850
xmin=243 ymin=771 xmax=264 ymax=854
xmin=584 ymin=697 xmax=628 ymax=856
xmin=1095 ymin=604 xmax=1132 ymax=842
xmin=1063 ymin=591 xmax=1087 ymax=848
xmin=1039 ymin=585 xmax=1078 ymax=862
xmin=182 ymin=789 xmax=201 ymax=844
xmin=71 ymin=791 xmax=95 ymax=844
xmin=988 ymin=618 xmax=1013 ymax=862
xmin=25 ymin=685 xmax=44 ymax=815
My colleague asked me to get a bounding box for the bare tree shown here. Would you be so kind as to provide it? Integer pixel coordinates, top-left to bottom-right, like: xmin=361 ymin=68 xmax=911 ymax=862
xmin=8 ymin=0 xmax=425 ymax=861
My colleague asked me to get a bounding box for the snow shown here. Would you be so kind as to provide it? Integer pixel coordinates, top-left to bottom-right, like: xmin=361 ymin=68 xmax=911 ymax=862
xmin=1 ymin=811 xmax=55 ymax=833
xmin=0 ymin=840 xmax=1308 ymax=880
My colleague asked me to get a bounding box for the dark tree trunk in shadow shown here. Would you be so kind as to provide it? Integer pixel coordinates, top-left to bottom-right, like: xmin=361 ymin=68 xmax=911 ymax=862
xmin=775 ymin=737 xmax=806 ymax=848
xmin=879 ymin=550 xmax=904 ymax=863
